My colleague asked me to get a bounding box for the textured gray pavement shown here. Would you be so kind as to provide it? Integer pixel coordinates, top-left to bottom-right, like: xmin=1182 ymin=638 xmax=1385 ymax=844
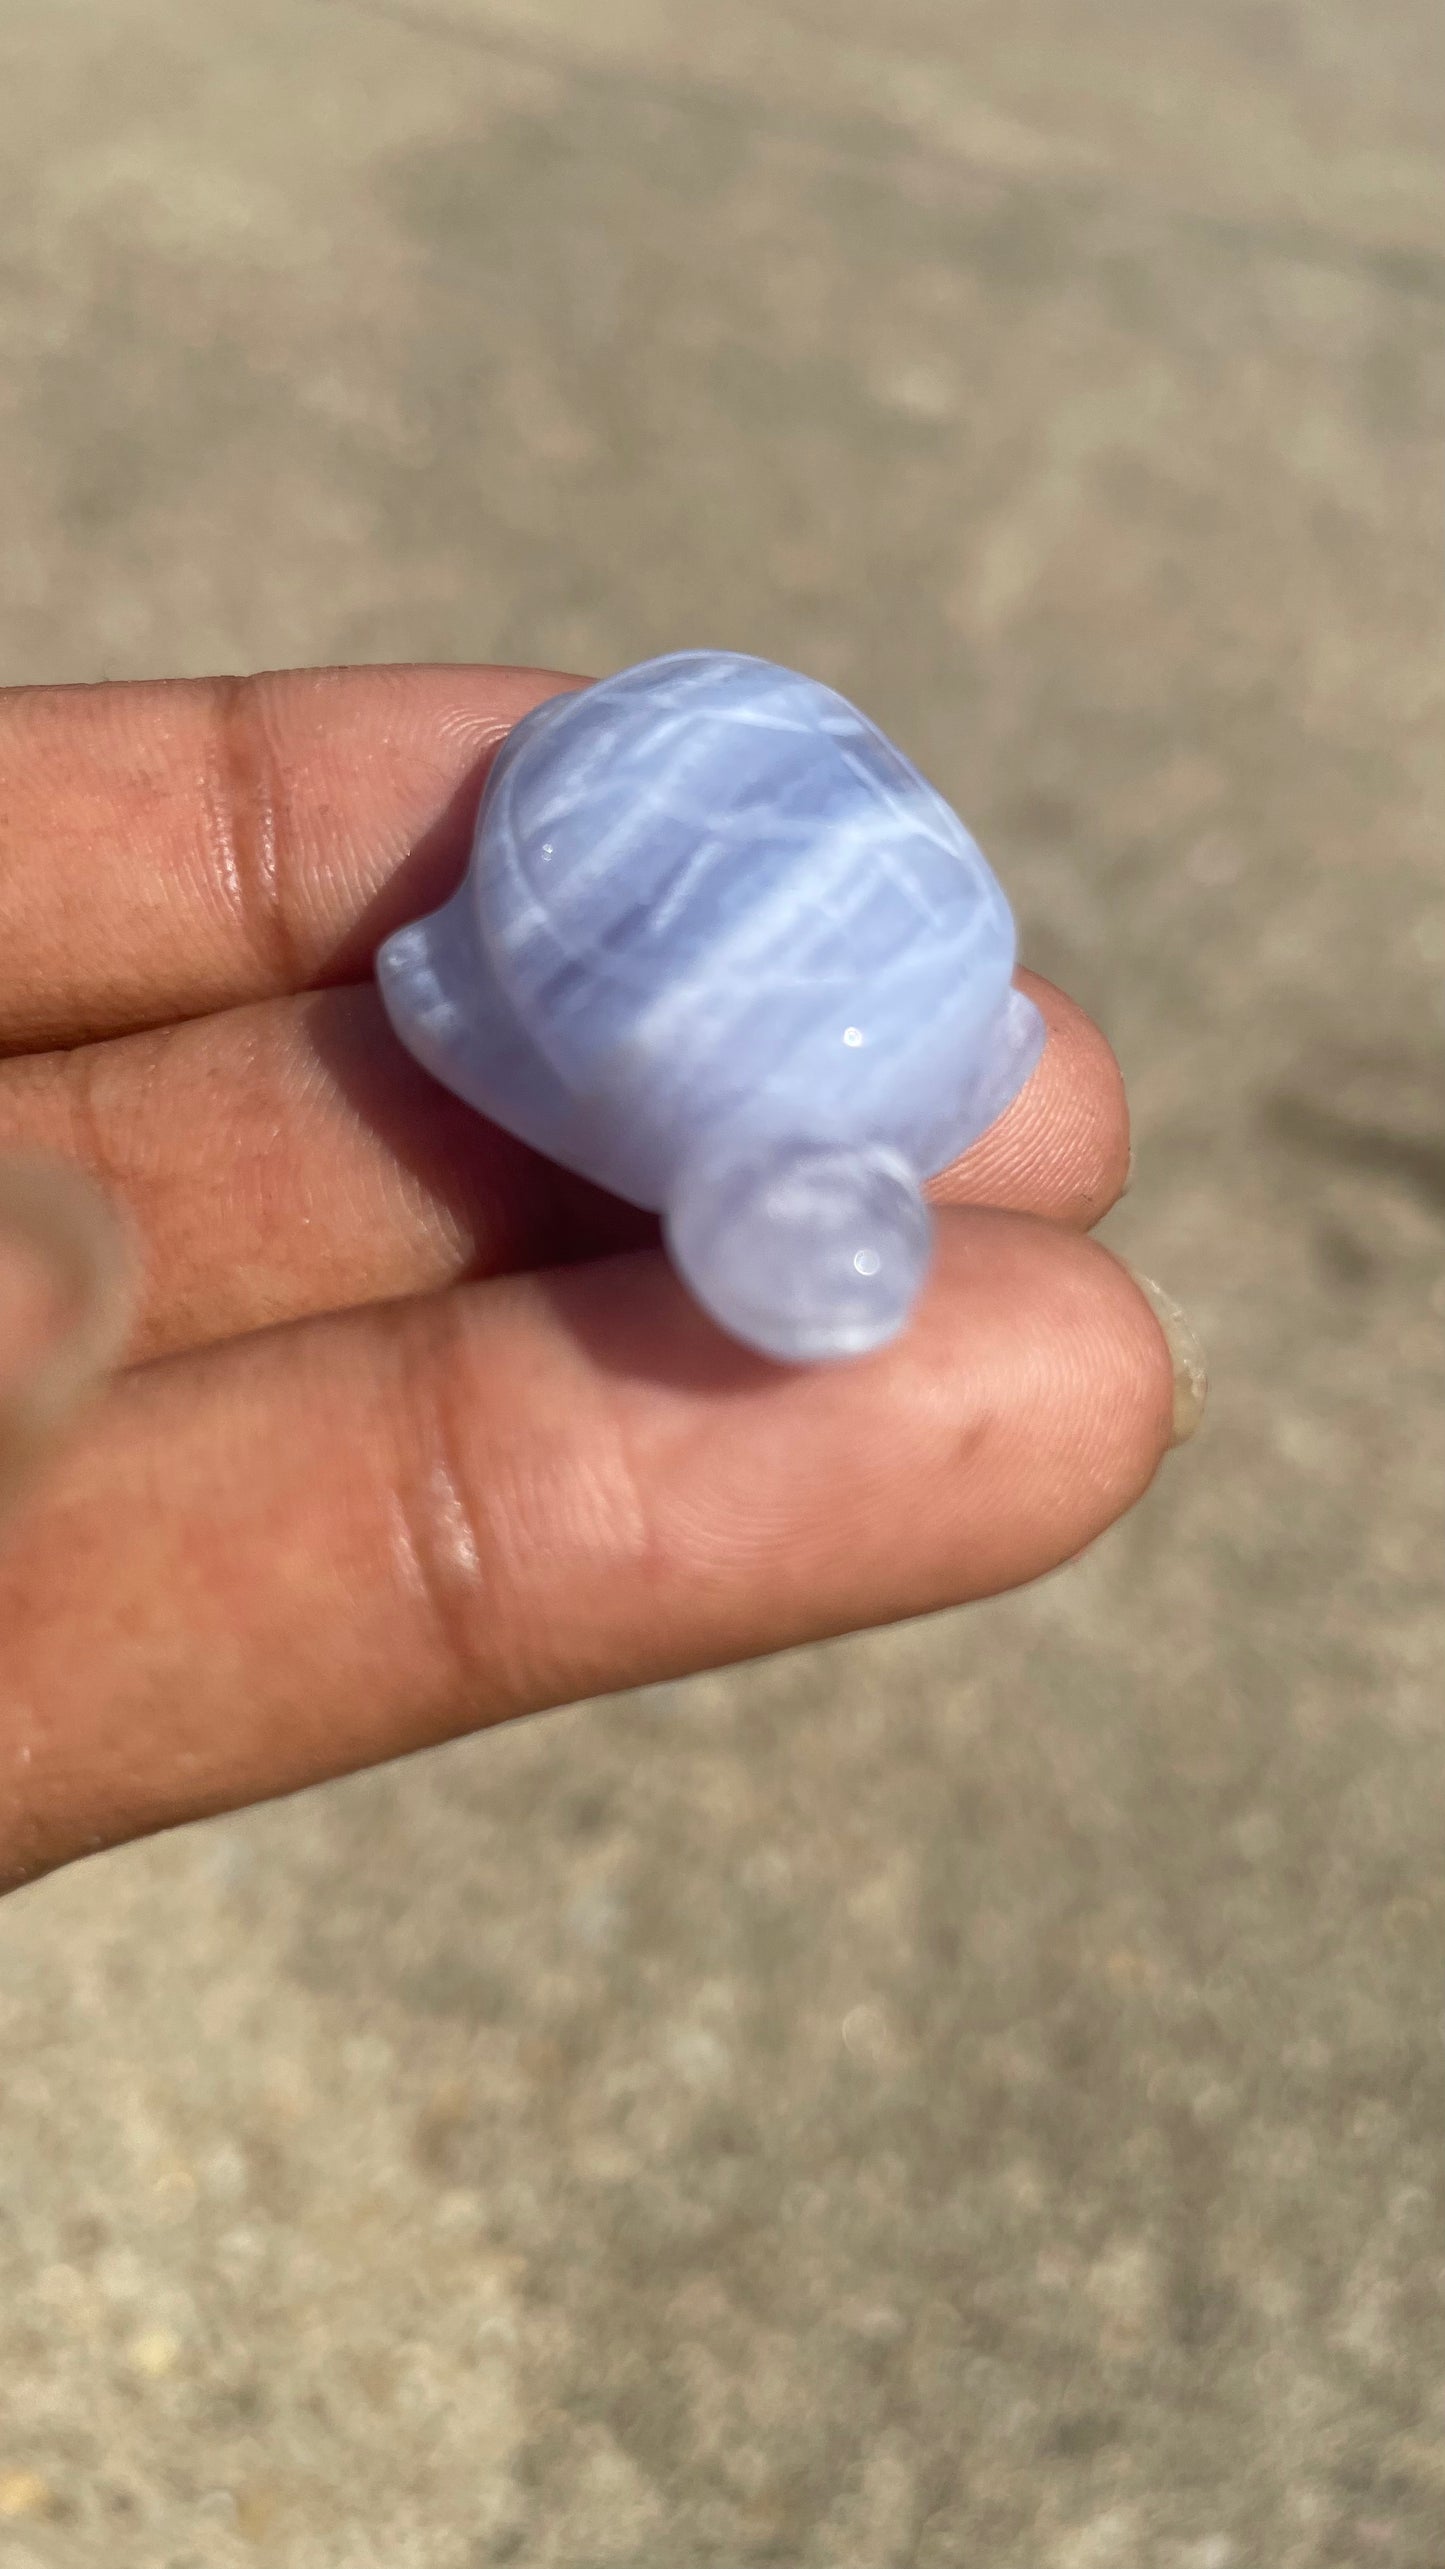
xmin=2 ymin=1 xmax=1445 ymax=2561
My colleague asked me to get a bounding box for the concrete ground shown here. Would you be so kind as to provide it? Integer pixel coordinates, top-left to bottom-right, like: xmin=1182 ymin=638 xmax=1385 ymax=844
xmin=2 ymin=0 xmax=1444 ymax=2560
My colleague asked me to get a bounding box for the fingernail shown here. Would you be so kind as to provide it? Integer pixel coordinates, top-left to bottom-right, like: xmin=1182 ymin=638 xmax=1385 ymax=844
xmin=1121 ymin=1143 xmax=1136 ymax=1198
xmin=0 ymin=1160 xmax=134 ymax=1514
xmin=1126 ymin=1268 xmax=1208 ymax=1448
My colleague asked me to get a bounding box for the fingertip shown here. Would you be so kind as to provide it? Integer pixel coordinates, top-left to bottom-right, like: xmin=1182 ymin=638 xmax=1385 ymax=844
xmin=912 ymin=1213 xmax=1180 ymax=1575
xmin=927 ymin=970 xmax=1131 ymax=1230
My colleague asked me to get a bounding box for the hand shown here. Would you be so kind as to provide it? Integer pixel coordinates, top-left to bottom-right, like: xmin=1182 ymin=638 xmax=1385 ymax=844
xmin=0 ymin=665 xmax=1201 ymax=1890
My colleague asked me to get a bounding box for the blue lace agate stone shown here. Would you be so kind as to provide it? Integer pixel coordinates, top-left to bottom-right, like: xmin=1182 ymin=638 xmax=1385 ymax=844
xmin=377 ymin=651 xmax=1043 ymax=1362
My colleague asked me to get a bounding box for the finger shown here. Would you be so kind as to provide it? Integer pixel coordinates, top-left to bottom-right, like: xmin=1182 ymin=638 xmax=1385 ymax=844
xmin=0 ymin=973 xmax=1126 ymax=1361
xmin=0 ymin=664 xmax=581 ymax=1053
xmin=0 ymin=1214 xmax=1181 ymax=1885
xmin=0 ymin=1158 xmax=134 ymax=1515
xmin=0 ymin=986 xmax=654 ymax=1361
xmin=930 ymin=969 xmax=1129 ymax=1229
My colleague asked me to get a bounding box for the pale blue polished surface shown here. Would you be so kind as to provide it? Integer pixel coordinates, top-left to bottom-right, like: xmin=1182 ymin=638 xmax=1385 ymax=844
xmin=377 ymin=652 xmax=1043 ymax=1361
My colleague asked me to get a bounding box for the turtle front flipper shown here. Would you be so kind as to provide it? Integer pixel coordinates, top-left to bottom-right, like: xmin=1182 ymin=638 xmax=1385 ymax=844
xmin=376 ymin=880 xmax=593 ymax=1180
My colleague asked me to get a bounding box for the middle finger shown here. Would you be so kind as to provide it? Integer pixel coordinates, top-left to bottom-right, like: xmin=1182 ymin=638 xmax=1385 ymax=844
xmin=0 ymin=969 xmax=1127 ymax=1362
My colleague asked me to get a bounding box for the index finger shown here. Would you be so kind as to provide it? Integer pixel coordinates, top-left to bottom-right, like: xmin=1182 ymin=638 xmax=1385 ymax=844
xmin=0 ymin=664 xmax=580 ymax=1053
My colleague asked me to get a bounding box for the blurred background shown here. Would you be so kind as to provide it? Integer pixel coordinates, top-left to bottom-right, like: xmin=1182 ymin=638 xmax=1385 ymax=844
xmin=1 ymin=1 xmax=1443 ymax=2561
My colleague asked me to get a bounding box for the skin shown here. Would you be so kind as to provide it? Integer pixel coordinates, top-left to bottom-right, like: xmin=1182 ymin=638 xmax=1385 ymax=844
xmin=0 ymin=663 xmax=1177 ymax=1894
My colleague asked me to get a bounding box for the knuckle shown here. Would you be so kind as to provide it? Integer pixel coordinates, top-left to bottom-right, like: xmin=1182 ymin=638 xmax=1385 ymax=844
xmin=382 ymin=1291 xmax=661 ymax=1721
xmin=203 ymin=675 xmax=298 ymax=989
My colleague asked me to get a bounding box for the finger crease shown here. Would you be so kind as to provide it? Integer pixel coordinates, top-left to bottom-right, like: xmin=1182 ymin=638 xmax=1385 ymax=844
xmin=62 ymin=1036 xmax=124 ymax=1205
xmin=387 ymin=1317 xmax=498 ymax=1710
xmin=204 ymin=676 xmax=300 ymax=990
